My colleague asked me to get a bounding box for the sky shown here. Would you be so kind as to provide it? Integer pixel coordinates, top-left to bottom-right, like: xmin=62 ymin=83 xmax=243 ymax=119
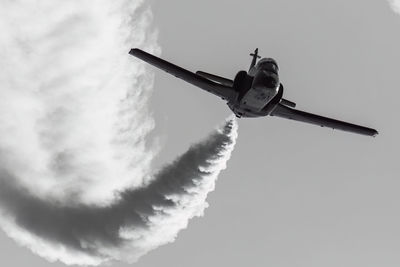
xmin=1 ymin=0 xmax=400 ymax=267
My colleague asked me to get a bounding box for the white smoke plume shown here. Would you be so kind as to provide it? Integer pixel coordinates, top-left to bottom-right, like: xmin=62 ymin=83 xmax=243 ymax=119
xmin=0 ymin=1 xmax=238 ymax=265
xmin=388 ymin=0 xmax=400 ymax=14
xmin=0 ymin=118 xmax=237 ymax=265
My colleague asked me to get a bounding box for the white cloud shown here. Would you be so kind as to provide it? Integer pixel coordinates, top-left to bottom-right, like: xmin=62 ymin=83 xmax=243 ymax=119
xmin=388 ymin=0 xmax=400 ymax=14
xmin=0 ymin=0 xmax=159 ymax=204
xmin=0 ymin=1 xmax=238 ymax=265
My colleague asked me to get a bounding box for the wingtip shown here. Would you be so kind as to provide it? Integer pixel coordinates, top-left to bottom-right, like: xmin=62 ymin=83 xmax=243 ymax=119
xmin=366 ymin=128 xmax=379 ymax=137
xmin=129 ymin=48 xmax=145 ymax=56
xmin=128 ymin=48 xmax=137 ymax=54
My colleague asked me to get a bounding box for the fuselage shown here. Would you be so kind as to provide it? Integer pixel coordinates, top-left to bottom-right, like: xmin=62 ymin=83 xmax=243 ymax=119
xmin=228 ymin=58 xmax=282 ymax=118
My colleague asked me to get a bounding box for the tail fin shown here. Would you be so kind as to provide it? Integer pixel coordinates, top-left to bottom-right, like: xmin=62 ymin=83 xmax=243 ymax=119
xmin=249 ymin=48 xmax=261 ymax=71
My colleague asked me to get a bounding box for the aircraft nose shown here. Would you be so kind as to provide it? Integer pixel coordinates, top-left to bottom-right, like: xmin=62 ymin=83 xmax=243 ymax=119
xmin=264 ymin=58 xmax=277 ymax=64
xmin=258 ymin=58 xmax=279 ymax=73
xmin=252 ymin=70 xmax=279 ymax=90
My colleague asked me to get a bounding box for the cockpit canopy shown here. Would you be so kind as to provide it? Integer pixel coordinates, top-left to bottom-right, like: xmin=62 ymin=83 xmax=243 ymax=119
xmin=257 ymin=58 xmax=279 ymax=73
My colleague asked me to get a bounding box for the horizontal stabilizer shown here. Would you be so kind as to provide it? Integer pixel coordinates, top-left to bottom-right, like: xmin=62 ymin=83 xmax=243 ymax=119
xmin=196 ymin=71 xmax=234 ymax=87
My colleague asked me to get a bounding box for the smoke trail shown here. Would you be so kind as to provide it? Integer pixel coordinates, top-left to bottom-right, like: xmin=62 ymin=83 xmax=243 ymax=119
xmin=388 ymin=0 xmax=400 ymax=14
xmin=0 ymin=118 xmax=238 ymax=265
xmin=0 ymin=1 xmax=238 ymax=265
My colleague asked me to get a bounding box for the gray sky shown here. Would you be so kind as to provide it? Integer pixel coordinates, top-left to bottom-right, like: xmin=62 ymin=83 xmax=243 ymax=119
xmin=1 ymin=0 xmax=400 ymax=266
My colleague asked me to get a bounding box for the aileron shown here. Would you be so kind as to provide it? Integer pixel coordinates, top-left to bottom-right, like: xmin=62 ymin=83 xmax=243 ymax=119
xmin=271 ymin=104 xmax=378 ymax=136
xmin=129 ymin=49 xmax=236 ymax=101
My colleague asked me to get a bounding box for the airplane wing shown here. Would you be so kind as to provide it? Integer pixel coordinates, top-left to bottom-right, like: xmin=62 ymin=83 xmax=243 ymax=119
xmin=271 ymin=103 xmax=378 ymax=136
xmin=129 ymin=48 xmax=236 ymax=101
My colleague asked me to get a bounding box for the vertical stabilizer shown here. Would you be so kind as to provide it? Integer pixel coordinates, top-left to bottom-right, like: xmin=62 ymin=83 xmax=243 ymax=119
xmin=249 ymin=48 xmax=261 ymax=71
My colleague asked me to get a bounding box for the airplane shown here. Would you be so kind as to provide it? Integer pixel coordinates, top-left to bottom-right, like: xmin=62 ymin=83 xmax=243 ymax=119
xmin=129 ymin=48 xmax=378 ymax=137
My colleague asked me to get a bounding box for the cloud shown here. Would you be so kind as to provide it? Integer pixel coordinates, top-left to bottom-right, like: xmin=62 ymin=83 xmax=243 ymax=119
xmin=0 ymin=0 xmax=160 ymax=204
xmin=0 ymin=1 xmax=238 ymax=265
xmin=388 ymin=0 xmax=400 ymax=14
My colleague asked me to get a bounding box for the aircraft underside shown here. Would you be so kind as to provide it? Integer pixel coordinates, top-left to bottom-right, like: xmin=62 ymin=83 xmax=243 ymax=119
xmin=129 ymin=48 xmax=378 ymax=137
